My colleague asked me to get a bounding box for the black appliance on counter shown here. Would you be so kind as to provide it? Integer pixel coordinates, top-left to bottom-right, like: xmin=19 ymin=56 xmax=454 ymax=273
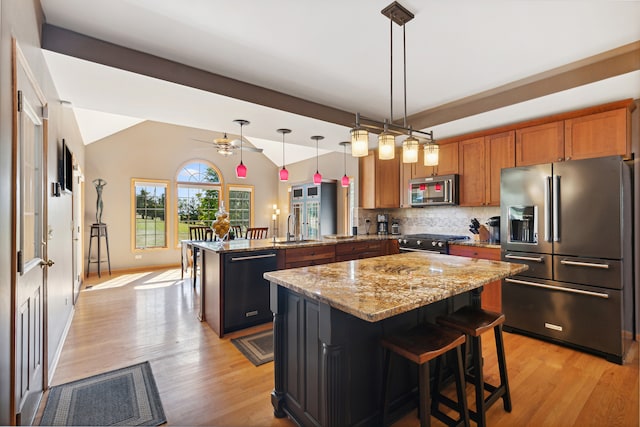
xmin=500 ymin=155 xmax=633 ymax=364
xmin=397 ymin=233 xmax=469 ymax=254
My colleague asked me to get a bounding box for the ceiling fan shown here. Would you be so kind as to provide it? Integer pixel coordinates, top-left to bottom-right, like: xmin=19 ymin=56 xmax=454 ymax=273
xmin=192 ymin=133 xmax=263 ymax=157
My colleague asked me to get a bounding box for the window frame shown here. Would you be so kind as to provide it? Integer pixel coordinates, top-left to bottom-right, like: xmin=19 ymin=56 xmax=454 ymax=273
xmin=174 ymin=159 xmax=224 ymax=247
xmin=226 ymin=184 xmax=255 ymax=236
xmin=131 ymin=178 xmax=170 ymax=252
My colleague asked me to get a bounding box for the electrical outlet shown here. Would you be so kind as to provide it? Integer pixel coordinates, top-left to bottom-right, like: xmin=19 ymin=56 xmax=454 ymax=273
xmin=135 ymin=254 xmax=142 ymax=260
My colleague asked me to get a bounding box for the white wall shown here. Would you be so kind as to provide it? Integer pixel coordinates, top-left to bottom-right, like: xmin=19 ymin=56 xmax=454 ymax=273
xmin=84 ymin=120 xmax=281 ymax=270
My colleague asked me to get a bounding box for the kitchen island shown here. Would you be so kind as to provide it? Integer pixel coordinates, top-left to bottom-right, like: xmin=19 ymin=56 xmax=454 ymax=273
xmin=264 ymin=252 xmax=528 ymax=427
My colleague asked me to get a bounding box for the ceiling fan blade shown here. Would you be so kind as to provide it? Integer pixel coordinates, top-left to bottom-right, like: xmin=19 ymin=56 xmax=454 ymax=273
xmin=191 ymin=137 xmax=216 ymax=145
xmin=230 ymin=139 xmax=264 ymax=153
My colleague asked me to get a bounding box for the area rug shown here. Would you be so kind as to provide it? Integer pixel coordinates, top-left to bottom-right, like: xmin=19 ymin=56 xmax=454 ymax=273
xmin=39 ymin=361 xmax=166 ymax=426
xmin=231 ymin=329 xmax=274 ymax=366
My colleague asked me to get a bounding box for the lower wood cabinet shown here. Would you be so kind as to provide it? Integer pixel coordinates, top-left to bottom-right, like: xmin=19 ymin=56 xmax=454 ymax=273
xmin=449 ymin=244 xmax=502 ymax=313
xmin=282 ymin=245 xmax=336 ymax=269
xmin=335 ymin=240 xmax=385 ymax=261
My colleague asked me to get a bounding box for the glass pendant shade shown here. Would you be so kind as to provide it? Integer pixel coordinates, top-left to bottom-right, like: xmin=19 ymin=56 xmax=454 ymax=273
xmin=341 ymin=174 xmax=350 ymax=187
xmin=402 ymin=136 xmax=419 ymax=163
xmin=236 ymin=161 xmax=247 ymax=178
xmin=424 ymin=143 xmax=439 ymax=166
xmin=279 ymin=167 xmax=289 ymax=181
xmin=378 ymin=132 xmax=396 ymax=160
xmin=350 ymin=128 xmax=369 ymax=157
xmin=313 ymin=171 xmax=322 ymax=185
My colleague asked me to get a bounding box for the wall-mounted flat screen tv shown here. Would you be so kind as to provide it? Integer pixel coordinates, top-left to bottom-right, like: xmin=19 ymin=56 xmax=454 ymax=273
xmin=59 ymin=139 xmax=73 ymax=193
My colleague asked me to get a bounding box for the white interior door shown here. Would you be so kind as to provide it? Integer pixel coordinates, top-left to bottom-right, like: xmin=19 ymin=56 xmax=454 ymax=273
xmin=13 ymin=40 xmax=48 ymax=426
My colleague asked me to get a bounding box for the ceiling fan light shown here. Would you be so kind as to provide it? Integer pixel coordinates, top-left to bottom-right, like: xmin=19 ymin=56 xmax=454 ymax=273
xmin=236 ymin=161 xmax=247 ymax=179
xmin=424 ymin=143 xmax=439 ymax=166
xmin=350 ymin=128 xmax=369 ymax=157
xmin=279 ymin=167 xmax=289 ymax=182
xmin=378 ymin=132 xmax=396 ymax=160
xmin=402 ymin=136 xmax=419 ymax=163
xmin=218 ymin=148 xmax=233 ymax=156
xmin=341 ymin=174 xmax=350 ymax=187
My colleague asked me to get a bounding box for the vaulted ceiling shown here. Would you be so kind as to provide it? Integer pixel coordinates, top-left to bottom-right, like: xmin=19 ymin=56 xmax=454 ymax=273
xmin=40 ymin=0 xmax=640 ymax=166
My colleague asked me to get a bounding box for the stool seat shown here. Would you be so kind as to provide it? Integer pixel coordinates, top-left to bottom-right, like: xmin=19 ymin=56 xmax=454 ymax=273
xmin=436 ymin=305 xmax=505 ymax=337
xmin=437 ymin=306 xmax=512 ymax=427
xmin=381 ymin=324 xmax=470 ymax=427
xmin=381 ymin=324 xmax=466 ymax=364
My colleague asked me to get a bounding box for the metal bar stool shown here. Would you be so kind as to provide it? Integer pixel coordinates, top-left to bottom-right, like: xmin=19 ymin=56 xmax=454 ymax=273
xmin=381 ymin=324 xmax=470 ymax=427
xmin=437 ymin=306 xmax=511 ymax=427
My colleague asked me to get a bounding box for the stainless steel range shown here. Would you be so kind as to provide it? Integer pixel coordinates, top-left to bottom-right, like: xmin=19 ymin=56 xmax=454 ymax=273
xmin=397 ymin=233 xmax=469 ymax=254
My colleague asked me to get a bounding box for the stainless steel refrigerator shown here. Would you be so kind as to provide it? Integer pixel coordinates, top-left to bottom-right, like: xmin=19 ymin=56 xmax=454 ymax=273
xmin=500 ymin=155 xmax=634 ymax=364
xmin=290 ymin=182 xmax=337 ymax=240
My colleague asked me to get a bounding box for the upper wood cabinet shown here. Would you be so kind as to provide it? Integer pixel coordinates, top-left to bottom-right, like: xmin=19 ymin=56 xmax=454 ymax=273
xmin=515 ymin=121 xmax=564 ymax=166
xmin=564 ymin=108 xmax=630 ymax=160
xmin=412 ymin=141 xmax=459 ymax=178
xmin=459 ymin=131 xmax=515 ymax=207
xmin=359 ymin=149 xmax=400 ymax=209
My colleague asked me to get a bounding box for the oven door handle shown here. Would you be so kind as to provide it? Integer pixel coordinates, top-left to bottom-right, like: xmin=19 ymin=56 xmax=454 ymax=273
xmin=400 ymin=247 xmax=442 ymax=254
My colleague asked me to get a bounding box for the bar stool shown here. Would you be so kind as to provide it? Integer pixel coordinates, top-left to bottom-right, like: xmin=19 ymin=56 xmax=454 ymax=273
xmin=381 ymin=324 xmax=470 ymax=427
xmin=436 ymin=306 xmax=511 ymax=427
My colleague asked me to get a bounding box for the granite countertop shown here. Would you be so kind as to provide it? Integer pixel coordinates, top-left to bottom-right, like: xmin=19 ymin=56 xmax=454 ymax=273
xmin=191 ymin=234 xmax=395 ymax=254
xmin=264 ymin=252 xmax=528 ymax=322
xmin=450 ymin=240 xmax=501 ymax=249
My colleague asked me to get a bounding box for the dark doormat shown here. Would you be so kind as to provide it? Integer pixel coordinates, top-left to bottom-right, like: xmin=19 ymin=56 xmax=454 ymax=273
xmin=39 ymin=361 xmax=166 ymax=426
xmin=231 ymin=329 xmax=274 ymax=366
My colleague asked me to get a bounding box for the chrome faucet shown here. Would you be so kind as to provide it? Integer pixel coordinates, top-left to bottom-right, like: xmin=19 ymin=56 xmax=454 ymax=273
xmin=287 ymin=213 xmax=296 ymax=242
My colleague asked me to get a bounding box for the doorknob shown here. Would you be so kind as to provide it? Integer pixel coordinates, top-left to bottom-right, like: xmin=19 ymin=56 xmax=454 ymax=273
xmin=40 ymin=259 xmax=54 ymax=268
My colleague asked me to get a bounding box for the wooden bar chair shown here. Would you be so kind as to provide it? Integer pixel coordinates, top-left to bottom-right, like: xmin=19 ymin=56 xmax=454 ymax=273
xmin=245 ymin=227 xmax=268 ymax=239
xmin=437 ymin=306 xmax=511 ymax=427
xmin=188 ymin=225 xmax=213 ymax=286
xmin=381 ymin=324 xmax=470 ymax=427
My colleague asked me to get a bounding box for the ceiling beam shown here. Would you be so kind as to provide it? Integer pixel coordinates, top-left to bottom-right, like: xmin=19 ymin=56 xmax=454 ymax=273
xmin=406 ymin=41 xmax=640 ymax=130
xmin=42 ymin=24 xmax=638 ymax=133
xmin=41 ymin=24 xmax=356 ymax=128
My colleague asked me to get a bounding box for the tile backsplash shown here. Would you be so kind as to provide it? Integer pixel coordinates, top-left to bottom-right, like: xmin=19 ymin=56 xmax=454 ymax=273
xmin=354 ymin=206 xmax=501 ymax=238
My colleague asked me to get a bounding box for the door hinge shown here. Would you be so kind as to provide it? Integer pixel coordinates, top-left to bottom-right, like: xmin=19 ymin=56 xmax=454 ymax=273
xmin=17 ymin=90 xmax=23 ymax=112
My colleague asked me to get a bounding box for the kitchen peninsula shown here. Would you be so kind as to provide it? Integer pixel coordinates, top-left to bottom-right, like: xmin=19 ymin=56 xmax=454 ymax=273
xmin=264 ymin=252 xmax=528 ymax=427
xmin=191 ymin=235 xmax=399 ymax=337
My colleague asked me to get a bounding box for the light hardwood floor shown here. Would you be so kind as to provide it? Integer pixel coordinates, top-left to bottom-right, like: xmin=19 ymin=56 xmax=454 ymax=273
xmin=39 ymin=267 xmax=638 ymax=426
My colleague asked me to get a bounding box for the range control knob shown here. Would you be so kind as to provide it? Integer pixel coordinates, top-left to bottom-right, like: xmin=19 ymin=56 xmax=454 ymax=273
xmin=402 ymin=239 xmax=407 ymax=245
xmin=438 ymin=242 xmax=444 ymax=247
xmin=416 ymin=240 xmax=422 ymax=246
xmin=432 ymin=241 xmax=437 ymax=246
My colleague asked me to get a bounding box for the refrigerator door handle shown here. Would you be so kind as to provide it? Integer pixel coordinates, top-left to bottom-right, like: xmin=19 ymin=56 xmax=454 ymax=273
xmin=505 ymin=254 xmax=544 ymax=262
xmin=544 ymin=176 xmax=552 ymax=242
xmin=560 ymin=259 xmax=610 ymax=269
xmin=504 ymin=278 xmax=609 ymax=299
xmin=553 ymin=175 xmax=560 ymax=242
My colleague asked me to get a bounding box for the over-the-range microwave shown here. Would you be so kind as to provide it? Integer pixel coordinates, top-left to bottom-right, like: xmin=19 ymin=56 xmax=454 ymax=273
xmin=409 ymin=174 xmax=459 ymax=207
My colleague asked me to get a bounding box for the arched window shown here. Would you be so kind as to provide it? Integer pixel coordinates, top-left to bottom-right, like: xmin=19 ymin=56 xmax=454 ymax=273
xmin=176 ymin=160 xmax=223 ymax=242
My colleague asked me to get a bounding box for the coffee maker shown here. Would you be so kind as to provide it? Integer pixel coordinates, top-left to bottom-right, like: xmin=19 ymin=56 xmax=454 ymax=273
xmin=377 ymin=214 xmax=389 ymax=235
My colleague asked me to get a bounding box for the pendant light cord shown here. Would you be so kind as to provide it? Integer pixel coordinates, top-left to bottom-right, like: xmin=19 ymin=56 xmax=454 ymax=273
xmin=390 ymin=16 xmax=393 ymax=123
xmin=403 ymin=21 xmax=407 ymax=128
xmin=282 ymin=133 xmax=285 ymax=168
xmin=316 ymin=139 xmax=319 ymax=172
xmin=239 ymin=123 xmax=243 ymax=163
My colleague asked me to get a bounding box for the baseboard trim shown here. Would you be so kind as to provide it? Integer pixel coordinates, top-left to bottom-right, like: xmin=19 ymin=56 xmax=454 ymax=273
xmin=85 ymin=263 xmax=181 ymax=279
xmin=47 ymin=305 xmax=75 ymax=386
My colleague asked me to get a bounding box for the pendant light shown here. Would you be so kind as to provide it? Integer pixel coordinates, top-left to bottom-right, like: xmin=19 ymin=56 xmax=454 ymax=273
xmin=277 ymin=128 xmax=291 ymax=182
xmin=339 ymin=141 xmax=351 ymax=187
xmin=349 ymin=2 xmax=437 ymax=165
xmin=402 ymin=134 xmax=419 ymax=163
xmin=424 ymin=142 xmax=439 ymax=166
xmin=233 ymin=119 xmax=249 ymax=179
xmin=311 ymin=135 xmax=323 ymax=185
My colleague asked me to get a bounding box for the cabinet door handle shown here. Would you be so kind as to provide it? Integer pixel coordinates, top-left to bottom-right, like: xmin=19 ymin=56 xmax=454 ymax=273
xmin=505 ymin=254 xmax=543 ymax=262
xmin=504 ymin=278 xmax=609 ymax=299
xmin=560 ymin=260 xmax=610 ymax=269
xmin=230 ymin=253 xmax=277 ymax=262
